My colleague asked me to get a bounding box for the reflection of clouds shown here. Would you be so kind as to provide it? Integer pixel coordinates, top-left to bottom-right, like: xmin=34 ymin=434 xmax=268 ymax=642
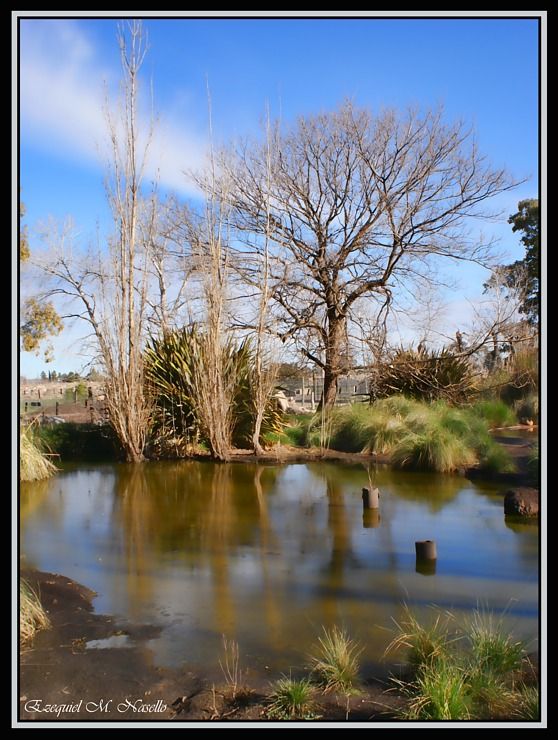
xmin=21 ymin=460 xmax=539 ymax=673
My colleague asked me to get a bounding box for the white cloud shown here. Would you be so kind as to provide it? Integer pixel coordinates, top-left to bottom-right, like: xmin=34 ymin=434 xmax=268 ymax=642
xmin=20 ymin=20 xmax=206 ymax=197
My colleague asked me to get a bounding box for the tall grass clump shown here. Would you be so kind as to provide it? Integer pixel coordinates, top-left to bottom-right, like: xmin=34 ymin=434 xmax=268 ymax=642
xmin=20 ymin=424 xmax=57 ymax=481
xmin=309 ymin=626 xmax=362 ymax=695
xmin=385 ymin=605 xmax=536 ymax=721
xmin=267 ymin=675 xmax=317 ymax=719
xmin=20 ymin=579 xmax=50 ymax=644
xmin=470 ymin=400 xmax=517 ymax=429
xmin=391 ymin=428 xmax=477 ymax=474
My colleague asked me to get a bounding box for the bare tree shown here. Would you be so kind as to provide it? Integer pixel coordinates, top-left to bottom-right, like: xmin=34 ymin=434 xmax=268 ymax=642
xmin=208 ymin=103 xmax=520 ymax=408
xmin=30 ymin=22 xmax=155 ymax=461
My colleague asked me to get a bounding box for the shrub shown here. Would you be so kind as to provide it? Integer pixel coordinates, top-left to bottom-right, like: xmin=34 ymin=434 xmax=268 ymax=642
xmin=391 ymin=428 xmax=477 ymax=474
xmin=372 ymin=346 xmax=475 ymax=403
xmin=37 ymin=422 xmax=120 ymax=461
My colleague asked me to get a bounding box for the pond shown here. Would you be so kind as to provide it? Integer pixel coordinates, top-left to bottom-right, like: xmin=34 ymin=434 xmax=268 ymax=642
xmin=20 ymin=461 xmax=538 ymax=681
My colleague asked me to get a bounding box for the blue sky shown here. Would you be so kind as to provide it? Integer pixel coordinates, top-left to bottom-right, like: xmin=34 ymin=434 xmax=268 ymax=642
xmin=19 ymin=15 xmax=539 ymax=376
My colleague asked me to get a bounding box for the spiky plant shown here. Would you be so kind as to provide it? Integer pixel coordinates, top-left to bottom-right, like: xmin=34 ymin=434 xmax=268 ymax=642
xmin=267 ymin=675 xmax=317 ymax=719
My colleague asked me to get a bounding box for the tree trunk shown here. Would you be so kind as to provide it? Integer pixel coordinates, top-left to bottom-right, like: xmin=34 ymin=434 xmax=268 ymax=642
xmin=318 ymin=314 xmax=345 ymax=410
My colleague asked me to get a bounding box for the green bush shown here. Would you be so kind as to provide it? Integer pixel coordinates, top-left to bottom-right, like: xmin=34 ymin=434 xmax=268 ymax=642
xmin=470 ymin=400 xmax=517 ymax=429
xmin=36 ymin=422 xmax=120 ymax=461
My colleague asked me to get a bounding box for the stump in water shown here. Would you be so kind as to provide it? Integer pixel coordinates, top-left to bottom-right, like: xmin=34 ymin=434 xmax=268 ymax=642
xmin=415 ymin=540 xmax=437 ymax=561
xmin=362 ymin=486 xmax=379 ymax=510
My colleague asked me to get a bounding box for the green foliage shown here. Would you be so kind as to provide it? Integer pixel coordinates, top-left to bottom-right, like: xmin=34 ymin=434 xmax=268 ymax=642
xmin=295 ymin=398 xmax=512 ymax=474
xmin=486 ymin=200 xmax=539 ymax=324
xmin=309 ymin=626 xmax=362 ymax=695
xmin=372 ymin=346 xmax=475 ymax=403
xmin=21 ymin=298 xmax=63 ymax=363
xmin=402 ymin=658 xmax=471 ymax=720
xmin=267 ymin=675 xmax=318 ymax=719
xmin=387 ymin=605 xmax=534 ymax=721
xmin=384 ymin=605 xmax=455 ymax=670
xmin=144 ymin=326 xmax=283 ymax=454
xmin=391 ymin=428 xmax=477 ymax=474
xmin=20 ymin=424 xmax=58 ymax=481
xmin=470 ymin=400 xmax=517 ymax=429
xmin=514 ymin=685 xmax=539 ymax=720
xmin=36 ymin=422 xmax=120 ymax=461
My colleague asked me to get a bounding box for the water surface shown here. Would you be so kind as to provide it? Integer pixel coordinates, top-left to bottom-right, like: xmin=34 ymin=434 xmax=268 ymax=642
xmin=20 ymin=461 xmax=538 ymax=679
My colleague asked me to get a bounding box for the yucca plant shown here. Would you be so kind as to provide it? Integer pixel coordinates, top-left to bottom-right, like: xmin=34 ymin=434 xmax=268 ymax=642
xmin=145 ymin=326 xmax=283 ymax=457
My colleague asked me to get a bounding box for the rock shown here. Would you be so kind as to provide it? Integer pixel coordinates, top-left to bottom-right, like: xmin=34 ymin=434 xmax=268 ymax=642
xmin=504 ymin=487 xmax=539 ymax=517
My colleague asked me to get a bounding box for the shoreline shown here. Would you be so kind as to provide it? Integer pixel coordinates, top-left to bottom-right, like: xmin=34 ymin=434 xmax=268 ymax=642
xmin=19 ymin=570 xmax=405 ymax=722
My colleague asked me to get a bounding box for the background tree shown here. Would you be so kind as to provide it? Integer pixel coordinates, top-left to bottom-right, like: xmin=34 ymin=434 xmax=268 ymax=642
xmin=485 ymin=199 xmax=539 ymax=325
xmin=20 ymin=201 xmax=63 ymax=362
xmin=30 ymin=22 xmax=156 ymax=461
xmin=211 ymin=103 xmax=519 ymax=408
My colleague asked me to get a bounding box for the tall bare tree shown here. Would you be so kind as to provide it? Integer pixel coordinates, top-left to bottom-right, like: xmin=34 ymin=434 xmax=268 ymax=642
xmin=30 ymin=22 xmax=155 ymax=461
xmin=210 ymin=103 xmax=520 ymax=408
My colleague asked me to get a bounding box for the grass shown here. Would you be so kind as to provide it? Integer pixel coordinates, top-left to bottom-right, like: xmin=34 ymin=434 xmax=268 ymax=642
xmin=20 ymin=579 xmax=50 ymax=644
xmin=514 ymin=393 xmax=539 ymax=424
xmin=385 ymin=605 xmax=537 ymax=721
xmin=384 ymin=605 xmax=456 ymax=669
xmin=401 ymin=658 xmax=472 ymax=720
xmin=20 ymin=424 xmax=58 ymax=481
xmin=289 ymin=397 xmax=514 ymax=474
xmin=465 ymin=608 xmax=525 ymax=676
xmin=470 ymin=400 xmax=517 ymax=429
xmin=309 ymin=626 xmax=362 ymax=695
xmin=218 ymin=635 xmax=244 ymax=700
xmin=267 ymin=675 xmax=318 ymax=719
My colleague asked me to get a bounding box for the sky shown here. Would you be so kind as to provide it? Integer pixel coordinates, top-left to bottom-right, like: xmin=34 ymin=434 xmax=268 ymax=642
xmin=17 ymin=13 xmax=540 ymax=377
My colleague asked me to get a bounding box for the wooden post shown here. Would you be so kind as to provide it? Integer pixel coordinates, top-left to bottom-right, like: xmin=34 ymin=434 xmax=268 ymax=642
xmin=362 ymin=486 xmax=379 ymax=509
xmin=74 ymin=388 xmax=78 ymax=404
xmin=55 ymin=401 xmax=59 ymax=416
xmin=301 ymin=374 xmax=305 ymax=410
xmin=415 ymin=540 xmax=437 ymax=560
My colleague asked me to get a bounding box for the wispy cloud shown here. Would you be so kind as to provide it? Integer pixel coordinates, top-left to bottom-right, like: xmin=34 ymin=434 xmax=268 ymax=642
xmin=20 ymin=20 xmax=206 ymax=197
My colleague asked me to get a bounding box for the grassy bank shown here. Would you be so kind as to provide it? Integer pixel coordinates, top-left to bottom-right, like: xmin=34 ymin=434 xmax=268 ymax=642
xmin=273 ymin=398 xmax=516 ymax=474
xmin=20 ymin=425 xmax=58 ymax=481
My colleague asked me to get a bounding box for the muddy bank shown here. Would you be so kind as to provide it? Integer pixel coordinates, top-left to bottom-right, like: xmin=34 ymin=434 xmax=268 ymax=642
xmin=19 ymin=570 xmax=405 ymax=723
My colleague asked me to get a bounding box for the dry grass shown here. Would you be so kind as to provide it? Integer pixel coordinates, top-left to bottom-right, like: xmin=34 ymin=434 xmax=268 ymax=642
xmin=20 ymin=424 xmax=57 ymax=482
xmin=20 ymin=579 xmax=50 ymax=645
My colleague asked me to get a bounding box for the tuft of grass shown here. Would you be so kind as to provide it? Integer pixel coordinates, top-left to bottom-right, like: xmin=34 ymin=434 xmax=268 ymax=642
xmin=513 ymin=685 xmax=539 ymax=721
xmin=391 ymin=428 xmax=477 ymax=474
xmin=466 ymin=608 xmax=525 ymax=677
xmin=386 ymin=604 xmax=535 ymax=721
xmin=20 ymin=424 xmax=57 ymax=482
xmin=470 ymin=400 xmax=517 ymax=429
xmin=400 ymin=658 xmax=471 ymax=720
xmin=267 ymin=675 xmax=318 ymax=719
xmin=20 ymin=579 xmax=50 ymax=644
xmin=310 ymin=626 xmax=362 ymax=695
xmin=478 ymin=444 xmax=516 ymax=475
xmin=384 ymin=605 xmax=455 ymax=670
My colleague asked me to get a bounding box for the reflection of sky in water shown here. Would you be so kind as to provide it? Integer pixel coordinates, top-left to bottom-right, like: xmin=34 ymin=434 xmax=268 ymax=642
xmin=20 ymin=462 xmax=539 ymax=677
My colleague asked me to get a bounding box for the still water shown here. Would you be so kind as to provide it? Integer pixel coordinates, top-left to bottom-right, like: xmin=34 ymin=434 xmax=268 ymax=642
xmin=20 ymin=461 xmax=538 ymax=679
